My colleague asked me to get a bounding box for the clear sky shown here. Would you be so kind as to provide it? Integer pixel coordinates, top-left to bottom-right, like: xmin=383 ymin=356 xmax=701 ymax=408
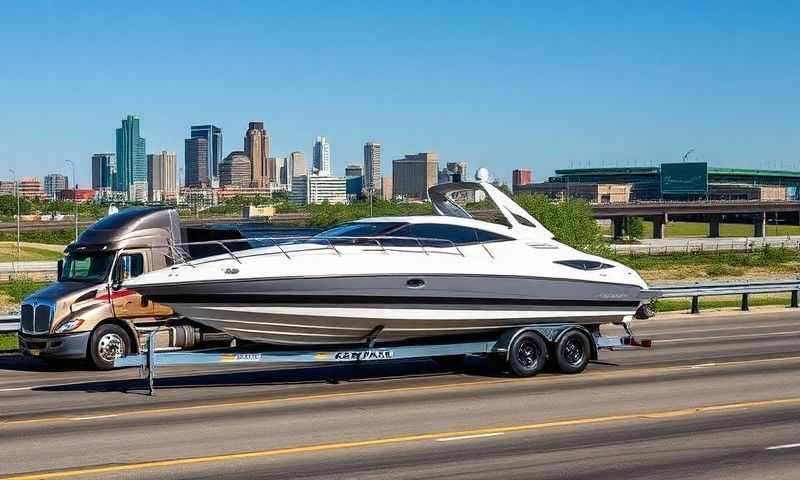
xmin=1 ymin=1 xmax=798 ymax=185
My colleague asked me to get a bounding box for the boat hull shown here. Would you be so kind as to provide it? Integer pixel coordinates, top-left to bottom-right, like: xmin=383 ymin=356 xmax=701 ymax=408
xmin=137 ymin=274 xmax=646 ymax=345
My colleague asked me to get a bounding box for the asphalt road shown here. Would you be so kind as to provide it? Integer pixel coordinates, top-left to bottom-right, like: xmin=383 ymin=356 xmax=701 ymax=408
xmin=1 ymin=310 xmax=800 ymax=479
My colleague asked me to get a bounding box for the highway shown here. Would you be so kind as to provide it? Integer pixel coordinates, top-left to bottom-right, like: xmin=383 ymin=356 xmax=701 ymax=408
xmin=1 ymin=310 xmax=800 ymax=479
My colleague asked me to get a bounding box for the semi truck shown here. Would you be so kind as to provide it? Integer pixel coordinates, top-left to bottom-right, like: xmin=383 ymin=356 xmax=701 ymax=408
xmin=17 ymin=208 xmax=244 ymax=369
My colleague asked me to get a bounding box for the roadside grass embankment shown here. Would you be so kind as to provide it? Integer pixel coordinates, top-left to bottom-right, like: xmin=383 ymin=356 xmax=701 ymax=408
xmin=0 ymin=243 xmax=64 ymax=262
xmin=0 ymin=277 xmax=48 ymax=313
xmin=604 ymin=221 xmax=800 ymax=239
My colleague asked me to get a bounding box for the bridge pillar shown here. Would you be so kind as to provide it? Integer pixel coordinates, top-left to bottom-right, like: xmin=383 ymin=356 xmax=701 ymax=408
xmin=613 ymin=217 xmax=625 ymax=240
xmin=652 ymin=213 xmax=667 ymax=239
xmin=709 ymin=216 xmax=721 ymax=238
xmin=753 ymin=211 xmax=766 ymax=237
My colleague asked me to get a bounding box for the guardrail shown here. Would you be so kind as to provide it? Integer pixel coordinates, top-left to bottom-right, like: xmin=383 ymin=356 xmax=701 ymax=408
xmin=612 ymin=238 xmax=800 ymax=255
xmin=0 ymin=314 xmax=20 ymax=333
xmin=653 ymin=279 xmax=800 ymax=314
xmin=0 ymin=261 xmax=58 ymax=274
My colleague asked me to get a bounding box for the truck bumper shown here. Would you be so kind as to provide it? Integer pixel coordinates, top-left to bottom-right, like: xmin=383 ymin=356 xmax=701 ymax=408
xmin=18 ymin=332 xmax=91 ymax=360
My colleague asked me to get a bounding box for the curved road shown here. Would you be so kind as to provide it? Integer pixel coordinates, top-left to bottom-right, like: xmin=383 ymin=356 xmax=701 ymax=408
xmin=1 ymin=310 xmax=800 ymax=479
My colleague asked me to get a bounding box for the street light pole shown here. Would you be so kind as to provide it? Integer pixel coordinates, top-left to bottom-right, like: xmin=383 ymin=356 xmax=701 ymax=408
xmin=9 ymin=169 xmax=20 ymax=261
xmin=65 ymin=160 xmax=78 ymax=242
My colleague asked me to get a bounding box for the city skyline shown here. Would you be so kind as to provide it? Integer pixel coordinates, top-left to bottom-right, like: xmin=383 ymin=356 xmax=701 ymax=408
xmin=3 ymin=3 xmax=798 ymax=184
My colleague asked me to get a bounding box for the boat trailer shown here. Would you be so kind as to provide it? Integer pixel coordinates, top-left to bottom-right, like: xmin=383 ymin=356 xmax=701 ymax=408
xmin=115 ymin=323 xmax=651 ymax=396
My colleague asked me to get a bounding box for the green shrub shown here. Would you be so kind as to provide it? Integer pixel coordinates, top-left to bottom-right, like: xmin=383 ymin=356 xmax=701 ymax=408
xmin=704 ymin=264 xmax=745 ymax=277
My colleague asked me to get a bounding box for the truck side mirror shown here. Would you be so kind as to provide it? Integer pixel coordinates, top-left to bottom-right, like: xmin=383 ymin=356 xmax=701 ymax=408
xmin=56 ymin=259 xmax=63 ymax=281
xmin=111 ymin=261 xmax=124 ymax=290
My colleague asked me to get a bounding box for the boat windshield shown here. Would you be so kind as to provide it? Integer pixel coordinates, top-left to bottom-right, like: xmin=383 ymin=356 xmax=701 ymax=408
xmin=61 ymin=251 xmax=116 ymax=283
xmin=314 ymin=222 xmax=406 ymax=238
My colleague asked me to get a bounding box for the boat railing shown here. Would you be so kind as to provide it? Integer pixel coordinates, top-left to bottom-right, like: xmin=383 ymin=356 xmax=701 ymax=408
xmin=158 ymin=234 xmax=497 ymax=268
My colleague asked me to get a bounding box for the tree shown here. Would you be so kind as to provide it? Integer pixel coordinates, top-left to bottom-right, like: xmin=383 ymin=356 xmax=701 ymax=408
xmin=513 ymin=194 xmax=608 ymax=254
xmin=0 ymin=195 xmax=33 ymax=217
xmin=624 ymin=217 xmax=644 ymax=240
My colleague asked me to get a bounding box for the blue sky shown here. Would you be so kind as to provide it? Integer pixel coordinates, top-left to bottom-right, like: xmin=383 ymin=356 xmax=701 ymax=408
xmin=1 ymin=1 xmax=798 ymax=185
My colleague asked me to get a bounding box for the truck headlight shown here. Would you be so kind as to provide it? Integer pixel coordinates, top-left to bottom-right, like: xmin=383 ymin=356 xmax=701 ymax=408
xmin=55 ymin=319 xmax=84 ymax=333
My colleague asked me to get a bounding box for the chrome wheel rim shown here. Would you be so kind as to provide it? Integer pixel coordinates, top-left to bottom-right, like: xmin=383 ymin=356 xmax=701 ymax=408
xmin=97 ymin=333 xmax=125 ymax=362
xmin=562 ymin=338 xmax=585 ymax=366
xmin=516 ymin=339 xmax=539 ymax=369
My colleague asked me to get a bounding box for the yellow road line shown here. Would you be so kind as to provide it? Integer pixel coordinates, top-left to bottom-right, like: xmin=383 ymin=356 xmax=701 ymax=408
xmin=4 ymin=396 xmax=800 ymax=480
xmin=4 ymin=354 xmax=800 ymax=428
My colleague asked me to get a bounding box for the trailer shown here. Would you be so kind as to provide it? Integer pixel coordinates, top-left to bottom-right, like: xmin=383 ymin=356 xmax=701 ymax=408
xmin=115 ymin=322 xmax=651 ymax=395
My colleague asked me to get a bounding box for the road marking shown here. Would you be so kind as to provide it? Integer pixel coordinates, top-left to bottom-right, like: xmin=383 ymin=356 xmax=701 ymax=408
xmin=436 ymin=432 xmax=505 ymax=442
xmin=658 ymin=331 xmax=800 ymax=343
xmin=689 ymin=363 xmax=717 ymax=369
xmin=4 ymin=354 xmax=800 ymax=428
xmin=3 ymin=396 xmax=800 ymax=480
xmin=766 ymin=443 xmax=800 ymax=451
xmin=69 ymin=414 xmax=118 ymax=421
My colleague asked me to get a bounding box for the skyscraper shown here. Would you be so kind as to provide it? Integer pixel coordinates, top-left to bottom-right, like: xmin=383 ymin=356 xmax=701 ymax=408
xmin=115 ymin=115 xmax=147 ymax=197
xmin=190 ymin=125 xmax=223 ymax=179
xmin=44 ymin=173 xmax=68 ymax=199
xmin=290 ymin=151 xmax=306 ymax=178
xmin=244 ymin=122 xmax=268 ymax=187
xmin=147 ymin=151 xmax=178 ymax=201
xmin=184 ymin=137 xmax=209 ymax=187
xmin=363 ymin=142 xmax=381 ymax=192
xmin=91 ymin=153 xmax=116 ymax=190
xmin=392 ymin=152 xmax=439 ymax=200
xmin=219 ymin=151 xmax=252 ymax=188
xmin=266 ymin=157 xmax=278 ymax=184
xmin=313 ymin=136 xmax=331 ymax=175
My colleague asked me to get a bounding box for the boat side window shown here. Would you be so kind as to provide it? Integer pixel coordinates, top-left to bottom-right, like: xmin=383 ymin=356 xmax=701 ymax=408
xmin=475 ymin=229 xmax=514 ymax=243
xmin=555 ymin=260 xmax=614 ymax=271
xmin=507 ymin=208 xmax=537 ymax=228
xmin=407 ymin=224 xmax=481 ymax=247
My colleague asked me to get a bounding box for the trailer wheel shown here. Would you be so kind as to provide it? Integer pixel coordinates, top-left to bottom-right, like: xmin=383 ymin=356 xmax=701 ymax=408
xmin=89 ymin=324 xmax=131 ymax=370
xmin=508 ymin=332 xmax=547 ymax=377
xmin=433 ymin=355 xmax=466 ymax=371
xmin=553 ymin=330 xmax=590 ymax=374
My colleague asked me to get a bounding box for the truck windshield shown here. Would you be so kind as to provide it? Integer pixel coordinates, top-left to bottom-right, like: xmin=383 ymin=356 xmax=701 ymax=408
xmin=61 ymin=252 xmax=116 ymax=283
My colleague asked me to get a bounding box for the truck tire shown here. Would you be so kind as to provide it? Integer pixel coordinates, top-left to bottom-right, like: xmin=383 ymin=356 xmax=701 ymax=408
xmin=508 ymin=332 xmax=547 ymax=377
xmin=89 ymin=324 xmax=131 ymax=370
xmin=553 ymin=330 xmax=591 ymax=374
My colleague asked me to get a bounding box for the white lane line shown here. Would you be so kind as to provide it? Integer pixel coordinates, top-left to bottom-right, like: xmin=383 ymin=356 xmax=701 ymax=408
xmin=644 ymin=323 xmax=800 ymax=336
xmin=70 ymin=414 xmax=118 ymax=421
xmin=766 ymin=443 xmax=800 ymax=451
xmin=689 ymin=363 xmax=717 ymax=369
xmin=436 ymin=432 xmax=505 ymax=442
xmin=658 ymin=331 xmax=800 ymax=343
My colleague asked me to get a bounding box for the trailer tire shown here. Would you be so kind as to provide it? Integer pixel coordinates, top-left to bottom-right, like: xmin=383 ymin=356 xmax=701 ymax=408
xmin=508 ymin=332 xmax=547 ymax=377
xmin=89 ymin=324 xmax=131 ymax=370
xmin=553 ymin=330 xmax=590 ymax=374
xmin=433 ymin=355 xmax=466 ymax=371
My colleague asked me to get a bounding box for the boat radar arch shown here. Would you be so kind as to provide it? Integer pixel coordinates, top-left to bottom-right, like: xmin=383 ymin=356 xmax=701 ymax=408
xmin=428 ymin=168 xmax=554 ymax=240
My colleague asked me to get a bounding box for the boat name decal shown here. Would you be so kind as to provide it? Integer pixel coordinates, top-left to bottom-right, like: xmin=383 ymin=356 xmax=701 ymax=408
xmin=331 ymin=350 xmax=394 ymax=361
xmin=221 ymin=353 xmax=262 ymax=362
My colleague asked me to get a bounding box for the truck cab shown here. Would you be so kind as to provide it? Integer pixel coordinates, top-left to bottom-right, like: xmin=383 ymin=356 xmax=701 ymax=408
xmin=18 ymin=207 xmax=236 ymax=369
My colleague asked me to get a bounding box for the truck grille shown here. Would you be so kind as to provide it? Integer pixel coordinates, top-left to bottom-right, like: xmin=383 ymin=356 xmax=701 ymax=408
xmin=21 ymin=304 xmax=33 ymax=332
xmin=20 ymin=300 xmax=54 ymax=334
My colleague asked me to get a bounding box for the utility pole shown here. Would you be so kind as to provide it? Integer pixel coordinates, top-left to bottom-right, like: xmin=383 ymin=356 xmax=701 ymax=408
xmin=9 ymin=169 xmax=20 ymax=261
xmin=65 ymin=160 xmax=78 ymax=242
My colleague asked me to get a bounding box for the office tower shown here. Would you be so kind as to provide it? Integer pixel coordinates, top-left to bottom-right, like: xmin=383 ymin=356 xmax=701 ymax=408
xmin=512 ymin=169 xmax=533 ymax=193
xmin=44 ymin=173 xmax=69 ymax=199
xmin=392 ymin=152 xmax=439 ymax=200
xmin=266 ymin=157 xmax=277 ymax=184
xmin=91 ymin=153 xmax=116 ymax=190
xmin=313 ymin=136 xmax=331 ymax=175
xmin=363 ymin=142 xmax=381 ymax=192
xmin=147 ymin=151 xmax=177 ymax=201
xmin=184 ymin=137 xmax=209 ymax=187
xmin=273 ymin=156 xmax=288 ymax=185
xmin=244 ymin=122 xmax=268 ymax=187
xmin=380 ymin=176 xmax=393 ymax=201
xmin=115 ymin=115 xmax=147 ymax=197
xmin=219 ymin=151 xmax=252 ymax=188
xmin=290 ymin=151 xmax=306 ymax=178
xmin=345 ymin=164 xmax=363 ymax=177
xmin=290 ymin=173 xmax=347 ymax=205
xmin=190 ymin=125 xmax=223 ymax=178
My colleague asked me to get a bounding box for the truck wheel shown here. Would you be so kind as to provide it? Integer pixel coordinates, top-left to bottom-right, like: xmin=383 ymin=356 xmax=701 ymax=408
xmin=553 ymin=330 xmax=591 ymax=374
xmin=89 ymin=324 xmax=131 ymax=370
xmin=508 ymin=332 xmax=547 ymax=377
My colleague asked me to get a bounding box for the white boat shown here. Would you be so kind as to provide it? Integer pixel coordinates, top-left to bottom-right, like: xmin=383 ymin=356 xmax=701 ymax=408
xmin=125 ymin=170 xmax=658 ymax=346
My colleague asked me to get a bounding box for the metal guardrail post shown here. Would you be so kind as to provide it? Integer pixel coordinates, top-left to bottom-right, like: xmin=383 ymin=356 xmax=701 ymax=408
xmin=147 ymin=332 xmax=156 ymax=396
xmin=792 ymin=290 xmax=799 ymax=308
xmin=691 ymin=296 xmax=700 ymax=314
xmin=741 ymin=293 xmax=750 ymax=311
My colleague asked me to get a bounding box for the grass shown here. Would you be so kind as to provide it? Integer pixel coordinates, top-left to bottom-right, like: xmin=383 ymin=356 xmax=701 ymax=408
xmin=0 ymin=245 xmax=64 ymax=262
xmin=654 ymin=293 xmax=792 ymax=312
xmin=639 ymin=221 xmax=800 ymax=238
xmin=0 ymin=277 xmax=49 ymax=304
xmin=0 ymin=333 xmax=17 ymax=352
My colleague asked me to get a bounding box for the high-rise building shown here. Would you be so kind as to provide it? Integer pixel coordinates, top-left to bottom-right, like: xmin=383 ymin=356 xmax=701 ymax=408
xmin=266 ymin=157 xmax=278 ymax=184
xmin=44 ymin=173 xmax=69 ymax=199
xmin=290 ymin=173 xmax=347 ymax=205
xmin=380 ymin=176 xmax=393 ymax=201
xmin=91 ymin=153 xmax=116 ymax=190
xmin=363 ymin=142 xmax=381 ymax=192
xmin=392 ymin=152 xmax=439 ymax=200
xmin=115 ymin=115 xmax=147 ymax=198
xmin=439 ymin=162 xmax=468 ymax=184
xmin=290 ymin=151 xmax=306 ymax=178
xmin=512 ymin=169 xmax=533 ymax=193
xmin=345 ymin=164 xmax=363 ymax=177
xmin=147 ymin=151 xmax=178 ymax=202
xmin=313 ymin=136 xmax=331 ymax=175
xmin=184 ymin=137 xmax=209 ymax=187
xmin=273 ymin=156 xmax=288 ymax=185
xmin=190 ymin=125 xmax=223 ymax=179
xmin=244 ymin=122 xmax=268 ymax=187
xmin=219 ymin=151 xmax=252 ymax=188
